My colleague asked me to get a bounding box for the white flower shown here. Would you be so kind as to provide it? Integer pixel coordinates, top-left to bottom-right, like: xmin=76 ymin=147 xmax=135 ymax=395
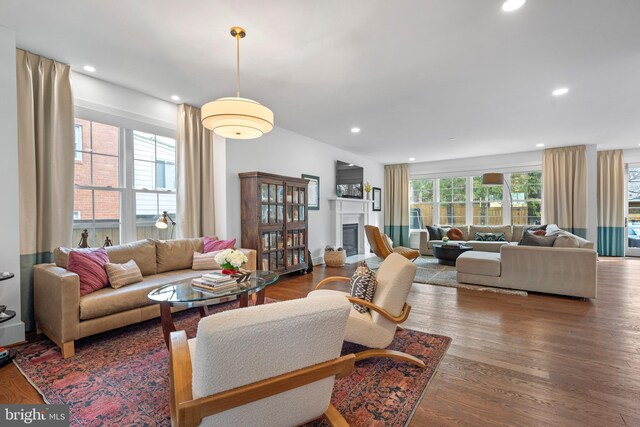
xmin=214 ymin=249 xmax=247 ymax=268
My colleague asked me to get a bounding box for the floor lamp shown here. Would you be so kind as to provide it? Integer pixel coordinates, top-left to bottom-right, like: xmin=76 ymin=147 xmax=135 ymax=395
xmin=155 ymin=211 xmax=176 ymax=239
xmin=482 ymin=173 xmax=513 ymax=226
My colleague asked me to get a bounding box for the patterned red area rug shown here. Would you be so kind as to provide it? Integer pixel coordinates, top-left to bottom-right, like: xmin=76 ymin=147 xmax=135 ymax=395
xmin=14 ymin=300 xmax=450 ymax=427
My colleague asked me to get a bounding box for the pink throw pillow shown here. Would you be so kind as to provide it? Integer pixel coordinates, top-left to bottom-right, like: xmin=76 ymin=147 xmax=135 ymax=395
xmin=203 ymin=237 xmax=236 ymax=253
xmin=67 ymin=248 xmax=110 ymax=296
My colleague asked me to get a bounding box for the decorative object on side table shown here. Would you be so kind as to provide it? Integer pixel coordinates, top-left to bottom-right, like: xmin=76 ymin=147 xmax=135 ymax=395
xmin=324 ymin=245 xmax=346 ymax=267
xmin=231 ymin=268 xmax=252 ymax=283
xmin=302 ymin=174 xmax=320 ymax=210
xmin=372 ymin=187 xmax=382 ymax=211
xmin=214 ymin=249 xmax=248 ymax=274
xmin=0 ymin=272 xmax=17 ymax=367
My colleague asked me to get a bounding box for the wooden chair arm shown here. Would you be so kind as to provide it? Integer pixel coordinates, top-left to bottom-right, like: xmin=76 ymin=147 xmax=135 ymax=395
xmin=169 ymin=330 xmax=193 ymax=427
xmin=315 ymin=276 xmax=351 ymax=290
xmin=346 ymin=297 xmax=412 ymax=324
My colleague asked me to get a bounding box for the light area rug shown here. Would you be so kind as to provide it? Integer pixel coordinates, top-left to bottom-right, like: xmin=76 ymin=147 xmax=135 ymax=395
xmin=14 ymin=299 xmax=451 ymax=427
xmin=359 ymin=256 xmax=528 ymax=296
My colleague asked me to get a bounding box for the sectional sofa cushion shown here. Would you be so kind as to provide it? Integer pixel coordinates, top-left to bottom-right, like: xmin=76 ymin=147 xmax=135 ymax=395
xmin=53 ymin=239 xmax=157 ymax=276
xmin=425 ymin=225 xmax=442 ymax=240
xmin=156 ymin=238 xmax=205 ymax=273
xmin=67 ymin=248 xmax=110 ymax=296
xmin=192 ymin=251 xmax=221 ymax=270
xmin=474 ymin=232 xmax=507 ymax=242
xmin=447 ymin=228 xmax=465 ymax=241
xmin=519 ymin=231 xmax=557 ymax=247
xmin=204 ymin=237 xmax=236 ymax=253
xmin=456 ymin=252 xmax=501 ymax=277
xmin=553 ymin=234 xmax=580 ymax=248
xmin=105 ymin=260 xmax=143 ymax=289
xmin=469 ymin=225 xmax=513 ymax=242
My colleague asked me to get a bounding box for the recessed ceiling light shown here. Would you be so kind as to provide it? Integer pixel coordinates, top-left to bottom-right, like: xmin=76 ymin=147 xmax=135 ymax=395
xmin=409 ymin=157 xmax=416 ymax=162
xmin=83 ymin=65 xmax=96 ymax=73
xmin=536 ymin=143 xmax=545 ymax=148
xmin=171 ymin=95 xmax=180 ymax=101
xmin=502 ymin=0 xmax=526 ymax=12
xmin=350 ymin=127 xmax=361 ymax=134
xmin=449 ymin=137 xmax=456 ymax=141
xmin=348 ymin=163 xmax=354 ymax=167
xmin=552 ymin=87 xmax=569 ymax=96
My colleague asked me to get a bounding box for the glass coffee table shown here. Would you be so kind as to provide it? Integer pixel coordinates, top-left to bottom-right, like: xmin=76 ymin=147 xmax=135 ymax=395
xmin=148 ymin=270 xmax=279 ymax=347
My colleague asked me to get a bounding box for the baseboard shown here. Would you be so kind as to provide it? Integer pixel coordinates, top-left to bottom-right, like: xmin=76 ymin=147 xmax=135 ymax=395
xmin=0 ymin=320 xmax=26 ymax=346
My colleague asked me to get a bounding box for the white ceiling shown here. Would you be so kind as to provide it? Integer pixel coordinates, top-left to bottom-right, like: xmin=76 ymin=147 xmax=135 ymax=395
xmin=2 ymin=0 xmax=640 ymax=164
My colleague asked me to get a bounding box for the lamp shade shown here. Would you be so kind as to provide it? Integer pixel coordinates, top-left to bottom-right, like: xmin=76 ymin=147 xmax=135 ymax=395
xmin=201 ymin=97 xmax=274 ymax=139
xmin=482 ymin=173 xmax=504 ymax=186
xmin=155 ymin=212 xmax=169 ymax=229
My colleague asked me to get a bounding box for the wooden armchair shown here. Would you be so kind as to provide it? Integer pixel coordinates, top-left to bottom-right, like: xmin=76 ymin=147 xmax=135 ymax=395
xmin=308 ymin=253 xmax=425 ymax=368
xmin=169 ymin=296 xmax=354 ymax=427
xmin=365 ymin=225 xmax=420 ymax=261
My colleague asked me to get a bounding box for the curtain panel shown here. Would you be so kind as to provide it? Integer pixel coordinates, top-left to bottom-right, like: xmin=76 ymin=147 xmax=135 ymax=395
xmin=16 ymin=49 xmax=74 ymax=331
xmin=542 ymin=145 xmax=587 ymax=238
xmin=383 ymin=164 xmax=410 ymax=247
xmin=597 ymin=150 xmax=624 ymax=256
xmin=176 ymin=104 xmax=216 ymax=238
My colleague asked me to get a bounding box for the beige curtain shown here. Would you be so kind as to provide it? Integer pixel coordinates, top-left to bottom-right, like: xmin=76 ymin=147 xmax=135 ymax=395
xmin=383 ymin=164 xmax=410 ymax=247
xmin=16 ymin=49 xmax=74 ymax=330
xmin=177 ymin=104 xmax=216 ymax=238
xmin=597 ymin=150 xmax=625 ymax=256
xmin=542 ymin=145 xmax=587 ymax=237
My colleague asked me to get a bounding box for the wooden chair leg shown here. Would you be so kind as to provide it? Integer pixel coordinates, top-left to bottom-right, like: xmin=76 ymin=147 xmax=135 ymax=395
xmin=323 ymin=404 xmax=349 ymax=427
xmin=61 ymin=341 xmax=75 ymax=359
xmin=355 ymin=349 xmax=425 ymax=368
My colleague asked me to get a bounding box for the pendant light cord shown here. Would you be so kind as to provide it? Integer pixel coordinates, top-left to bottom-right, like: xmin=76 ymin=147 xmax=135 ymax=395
xmin=236 ymin=33 xmax=241 ymax=98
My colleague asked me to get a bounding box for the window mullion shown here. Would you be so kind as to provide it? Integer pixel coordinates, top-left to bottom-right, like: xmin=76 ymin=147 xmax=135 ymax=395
xmin=504 ymin=173 xmax=512 ymax=225
xmin=122 ymin=128 xmax=136 ymax=243
xmin=466 ymin=176 xmax=473 ymax=226
xmin=434 ymin=179 xmax=440 ymax=225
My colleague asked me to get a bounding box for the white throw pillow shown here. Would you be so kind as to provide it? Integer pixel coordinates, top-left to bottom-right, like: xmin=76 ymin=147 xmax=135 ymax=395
xmin=105 ymin=259 xmax=143 ymax=289
xmin=192 ymin=251 xmax=221 ymax=270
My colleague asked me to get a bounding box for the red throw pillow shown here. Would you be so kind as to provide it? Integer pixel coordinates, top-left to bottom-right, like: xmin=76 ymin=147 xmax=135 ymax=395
xmin=203 ymin=236 xmax=236 ymax=253
xmin=447 ymin=228 xmax=464 ymax=241
xmin=67 ymin=248 xmax=109 ymax=296
xmin=533 ymin=230 xmax=546 ymax=236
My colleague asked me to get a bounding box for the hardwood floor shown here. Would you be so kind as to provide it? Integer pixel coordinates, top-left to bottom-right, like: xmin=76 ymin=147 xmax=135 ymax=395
xmin=2 ymin=257 xmax=640 ymax=426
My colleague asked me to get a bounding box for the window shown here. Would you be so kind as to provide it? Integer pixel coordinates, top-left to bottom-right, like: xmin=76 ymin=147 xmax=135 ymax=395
xmin=439 ymin=177 xmax=467 ymax=225
xmin=73 ymin=119 xmax=121 ymax=247
xmin=72 ymin=119 xmax=177 ymax=246
xmin=74 ymin=124 xmax=83 ymax=161
xmin=472 ymin=176 xmax=503 ymax=225
xmin=510 ymin=171 xmax=542 ymax=225
xmin=409 ymin=179 xmax=435 ymax=228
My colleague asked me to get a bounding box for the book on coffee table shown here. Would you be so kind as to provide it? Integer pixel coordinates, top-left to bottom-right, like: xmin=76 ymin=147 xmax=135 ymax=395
xmin=192 ymin=280 xmax=239 ymax=293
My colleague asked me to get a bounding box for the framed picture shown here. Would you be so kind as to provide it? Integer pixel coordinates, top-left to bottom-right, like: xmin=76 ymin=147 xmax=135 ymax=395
xmin=302 ymin=174 xmax=320 ymax=210
xmin=372 ymin=187 xmax=382 ymax=211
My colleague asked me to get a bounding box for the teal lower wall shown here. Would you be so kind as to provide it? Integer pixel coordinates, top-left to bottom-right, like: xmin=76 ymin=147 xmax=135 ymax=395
xmin=597 ymin=227 xmax=625 ymax=257
xmin=20 ymin=252 xmax=53 ymax=331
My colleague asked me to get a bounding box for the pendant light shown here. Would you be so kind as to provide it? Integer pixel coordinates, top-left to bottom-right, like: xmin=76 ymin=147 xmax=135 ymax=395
xmin=201 ymin=27 xmax=274 ymax=139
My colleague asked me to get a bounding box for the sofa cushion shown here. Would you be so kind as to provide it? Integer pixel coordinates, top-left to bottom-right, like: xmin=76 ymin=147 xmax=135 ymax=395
xmin=447 ymin=228 xmax=465 ymax=241
xmin=105 ymin=239 xmax=157 ymax=276
xmin=425 ymin=225 xmax=442 ymax=240
xmin=54 ymin=247 xmax=99 ymax=269
xmin=105 ymin=260 xmax=143 ymax=289
xmin=192 ymin=251 xmax=221 ymax=270
xmin=553 ymin=234 xmax=580 ymax=248
xmin=156 ymin=238 xmax=205 ymax=273
xmin=469 ymin=225 xmax=513 ymax=242
xmin=465 ymin=241 xmax=510 ymax=253
xmin=79 ymin=269 xmax=212 ymax=320
xmin=519 ymin=231 xmax=557 ymax=247
xmin=68 ymin=248 xmax=110 ymax=296
xmin=204 ymin=236 xmax=235 ymax=252
xmin=456 ymin=252 xmax=501 ymax=277
xmin=474 ymin=231 xmax=507 ymax=242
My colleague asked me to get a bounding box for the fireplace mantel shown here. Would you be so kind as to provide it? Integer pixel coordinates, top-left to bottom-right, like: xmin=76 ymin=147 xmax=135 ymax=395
xmin=328 ymin=197 xmax=373 ymax=255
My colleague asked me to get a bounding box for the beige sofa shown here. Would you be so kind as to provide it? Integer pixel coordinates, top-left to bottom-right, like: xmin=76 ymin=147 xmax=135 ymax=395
xmin=415 ymin=224 xmax=594 ymax=255
xmin=34 ymin=238 xmax=256 ymax=358
xmin=455 ymin=227 xmax=597 ymax=298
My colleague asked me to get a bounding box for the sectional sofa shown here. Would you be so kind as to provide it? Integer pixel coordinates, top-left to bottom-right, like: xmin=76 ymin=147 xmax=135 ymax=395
xmin=34 ymin=238 xmax=256 ymax=358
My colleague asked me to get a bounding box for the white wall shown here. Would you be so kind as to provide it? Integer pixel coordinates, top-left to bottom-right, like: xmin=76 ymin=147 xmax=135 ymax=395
xmin=0 ymin=25 xmax=25 ymax=345
xmin=225 ymin=126 xmax=384 ymax=262
xmin=72 ymin=72 xmax=177 ymax=137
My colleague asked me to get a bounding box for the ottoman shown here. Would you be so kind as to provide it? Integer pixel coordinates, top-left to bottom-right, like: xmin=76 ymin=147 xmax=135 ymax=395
xmin=456 ymin=252 xmax=502 ymax=287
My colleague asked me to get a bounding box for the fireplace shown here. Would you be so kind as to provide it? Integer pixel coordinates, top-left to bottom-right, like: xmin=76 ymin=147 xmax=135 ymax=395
xmin=342 ymin=224 xmax=359 ymax=257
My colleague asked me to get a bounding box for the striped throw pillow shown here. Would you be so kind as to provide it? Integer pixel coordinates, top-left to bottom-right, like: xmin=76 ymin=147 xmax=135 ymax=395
xmin=192 ymin=251 xmax=221 ymax=270
xmin=105 ymin=260 xmax=143 ymax=289
xmin=350 ymin=261 xmax=377 ymax=313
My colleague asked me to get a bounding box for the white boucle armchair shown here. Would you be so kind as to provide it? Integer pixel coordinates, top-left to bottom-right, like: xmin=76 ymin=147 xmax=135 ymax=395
xmin=169 ymin=295 xmax=354 ymax=427
xmin=308 ymin=253 xmax=425 ymax=368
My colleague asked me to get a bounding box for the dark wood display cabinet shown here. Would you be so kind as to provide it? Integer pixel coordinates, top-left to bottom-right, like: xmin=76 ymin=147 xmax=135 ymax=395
xmin=239 ymin=172 xmax=309 ymax=274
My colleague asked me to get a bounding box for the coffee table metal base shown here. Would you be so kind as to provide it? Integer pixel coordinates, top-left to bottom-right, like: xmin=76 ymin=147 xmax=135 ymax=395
xmin=159 ymin=288 xmax=266 ymax=348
